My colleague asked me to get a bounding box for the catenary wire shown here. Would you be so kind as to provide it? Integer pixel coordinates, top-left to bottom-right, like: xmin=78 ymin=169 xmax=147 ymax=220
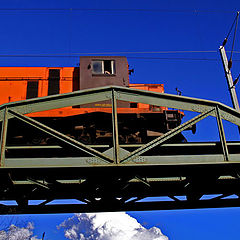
xmin=127 ymin=57 xmax=219 ymax=61
xmin=0 ymin=50 xmax=239 ymax=57
xmin=0 ymin=51 xmax=239 ymax=61
xmin=0 ymin=8 xmax=237 ymax=13
xmin=0 ymin=55 xmax=240 ymax=61
xmin=225 ymin=13 xmax=239 ymax=41
xmin=0 ymin=50 xmax=239 ymax=56
xmin=230 ymin=12 xmax=240 ymax=61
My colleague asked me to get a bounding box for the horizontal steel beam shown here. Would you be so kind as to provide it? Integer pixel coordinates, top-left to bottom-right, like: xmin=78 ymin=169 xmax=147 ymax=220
xmin=115 ymin=87 xmax=240 ymax=126
xmin=1 ymin=198 xmax=240 ymax=214
xmin=0 ymin=86 xmax=240 ymax=127
xmin=5 ymin=142 xmax=240 ymax=150
xmin=0 ymin=87 xmax=111 ymax=121
xmin=4 ymin=154 xmax=240 ymax=167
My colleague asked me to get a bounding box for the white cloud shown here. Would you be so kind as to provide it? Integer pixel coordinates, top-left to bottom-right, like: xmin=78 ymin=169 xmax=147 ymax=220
xmin=0 ymin=222 xmax=40 ymax=240
xmin=58 ymin=212 xmax=168 ymax=240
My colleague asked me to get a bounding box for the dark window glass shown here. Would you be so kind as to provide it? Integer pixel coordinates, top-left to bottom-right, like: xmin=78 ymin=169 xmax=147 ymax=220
xmin=72 ymin=67 xmax=80 ymax=108
xmin=92 ymin=61 xmax=103 ymax=74
xmin=130 ymin=102 xmax=138 ymax=108
xmin=48 ymin=69 xmax=60 ymax=95
xmin=26 ymin=81 xmax=38 ymax=99
xmin=72 ymin=67 xmax=80 ymax=91
xmin=92 ymin=60 xmax=115 ymax=75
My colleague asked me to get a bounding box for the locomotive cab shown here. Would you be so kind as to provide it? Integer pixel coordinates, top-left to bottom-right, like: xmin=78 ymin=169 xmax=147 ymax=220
xmin=79 ymin=56 xmax=130 ymax=108
xmin=79 ymin=56 xmax=129 ymax=90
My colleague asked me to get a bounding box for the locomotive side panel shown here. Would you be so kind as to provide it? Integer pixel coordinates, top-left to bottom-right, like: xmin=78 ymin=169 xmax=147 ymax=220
xmin=0 ymin=67 xmax=46 ymax=104
xmin=0 ymin=67 xmax=77 ymax=105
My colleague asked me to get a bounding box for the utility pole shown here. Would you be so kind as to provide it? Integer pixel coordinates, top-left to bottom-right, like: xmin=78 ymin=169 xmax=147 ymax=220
xmin=219 ymin=45 xmax=240 ymax=112
xmin=42 ymin=232 xmax=45 ymax=240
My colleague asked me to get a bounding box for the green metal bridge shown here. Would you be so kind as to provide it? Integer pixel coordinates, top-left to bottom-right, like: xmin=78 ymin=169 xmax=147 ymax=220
xmin=1 ymin=86 xmax=240 ymax=214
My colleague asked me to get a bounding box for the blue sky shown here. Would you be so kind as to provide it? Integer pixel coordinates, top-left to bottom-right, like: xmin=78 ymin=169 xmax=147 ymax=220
xmin=1 ymin=0 xmax=240 ymax=239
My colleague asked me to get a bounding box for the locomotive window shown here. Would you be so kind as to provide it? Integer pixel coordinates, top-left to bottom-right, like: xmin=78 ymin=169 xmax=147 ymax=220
xmin=48 ymin=69 xmax=60 ymax=95
xmin=26 ymin=81 xmax=38 ymax=99
xmin=92 ymin=60 xmax=115 ymax=75
xmin=92 ymin=61 xmax=103 ymax=74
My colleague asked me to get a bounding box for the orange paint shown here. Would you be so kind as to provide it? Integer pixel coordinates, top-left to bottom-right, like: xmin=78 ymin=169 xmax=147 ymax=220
xmin=0 ymin=67 xmax=172 ymax=117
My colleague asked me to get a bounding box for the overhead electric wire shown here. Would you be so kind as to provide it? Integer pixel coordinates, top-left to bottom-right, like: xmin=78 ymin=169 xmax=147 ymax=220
xmin=128 ymin=57 xmax=240 ymax=61
xmin=0 ymin=55 xmax=240 ymax=61
xmin=68 ymin=50 xmax=218 ymax=54
xmin=236 ymin=73 xmax=240 ymax=81
xmin=0 ymin=50 xmax=218 ymax=56
xmin=225 ymin=13 xmax=239 ymax=41
xmin=0 ymin=8 xmax=237 ymax=13
xmin=0 ymin=50 xmax=239 ymax=61
xmin=0 ymin=50 xmax=239 ymax=56
xmin=230 ymin=12 xmax=239 ymax=62
xmin=127 ymin=57 xmax=219 ymax=61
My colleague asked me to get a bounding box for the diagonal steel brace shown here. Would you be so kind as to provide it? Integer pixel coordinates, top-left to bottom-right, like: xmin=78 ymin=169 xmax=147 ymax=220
xmin=8 ymin=109 xmax=113 ymax=163
xmin=0 ymin=107 xmax=8 ymax=166
xmin=120 ymin=108 xmax=215 ymax=163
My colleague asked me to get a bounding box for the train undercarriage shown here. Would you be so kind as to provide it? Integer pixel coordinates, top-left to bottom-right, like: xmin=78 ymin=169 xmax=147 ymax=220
xmin=5 ymin=110 xmax=187 ymax=146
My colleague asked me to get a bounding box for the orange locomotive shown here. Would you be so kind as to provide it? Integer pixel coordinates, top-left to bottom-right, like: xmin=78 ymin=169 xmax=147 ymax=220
xmin=0 ymin=56 xmax=184 ymax=144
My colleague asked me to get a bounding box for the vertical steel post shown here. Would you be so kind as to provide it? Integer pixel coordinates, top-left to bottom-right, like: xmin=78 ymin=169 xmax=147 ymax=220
xmin=111 ymin=89 xmax=119 ymax=164
xmin=215 ymin=106 xmax=229 ymax=161
xmin=0 ymin=108 xmax=8 ymax=166
xmin=219 ymin=46 xmax=240 ymax=112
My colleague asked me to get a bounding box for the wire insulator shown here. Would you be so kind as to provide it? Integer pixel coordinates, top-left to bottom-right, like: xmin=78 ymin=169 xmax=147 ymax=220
xmin=222 ymin=38 xmax=228 ymax=46
xmin=234 ymin=73 xmax=240 ymax=85
xmin=228 ymin=59 xmax=233 ymax=69
xmin=233 ymin=78 xmax=239 ymax=86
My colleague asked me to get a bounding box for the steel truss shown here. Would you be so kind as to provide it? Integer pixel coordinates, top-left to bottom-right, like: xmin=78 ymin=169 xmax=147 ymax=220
xmin=0 ymin=86 xmax=240 ymax=214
